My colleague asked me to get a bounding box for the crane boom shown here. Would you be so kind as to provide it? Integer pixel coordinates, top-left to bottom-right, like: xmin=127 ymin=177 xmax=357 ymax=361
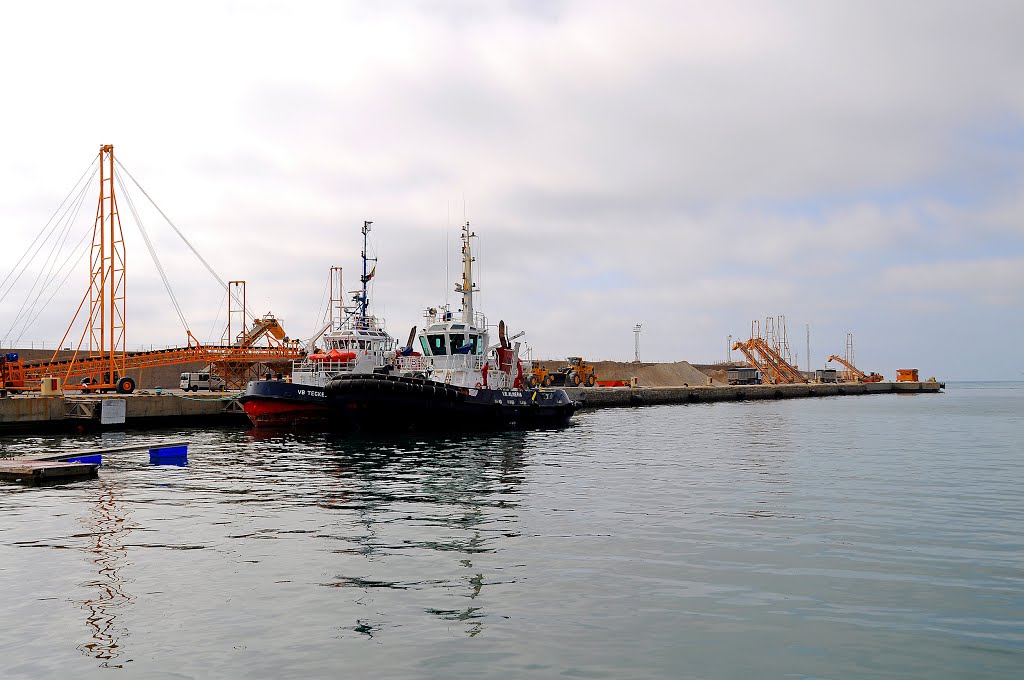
xmin=826 ymin=354 xmax=864 ymax=379
xmin=732 ymin=338 xmax=808 ymax=384
xmin=750 ymin=337 xmax=807 ymax=383
xmin=826 ymin=354 xmax=883 ymax=382
xmin=732 ymin=341 xmax=771 ymax=382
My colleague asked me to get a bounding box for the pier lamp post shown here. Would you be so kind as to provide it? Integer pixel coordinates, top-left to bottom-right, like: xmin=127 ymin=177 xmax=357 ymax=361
xmin=633 ymin=324 xmax=642 ymax=363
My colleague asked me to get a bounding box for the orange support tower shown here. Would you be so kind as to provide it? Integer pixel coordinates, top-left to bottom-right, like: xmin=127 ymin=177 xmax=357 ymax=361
xmin=0 ymin=145 xmax=304 ymax=393
xmin=47 ymin=144 xmax=130 ymax=392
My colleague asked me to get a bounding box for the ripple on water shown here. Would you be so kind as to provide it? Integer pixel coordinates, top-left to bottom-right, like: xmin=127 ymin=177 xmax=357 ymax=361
xmin=1 ymin=384 xmax=1022 ymax=678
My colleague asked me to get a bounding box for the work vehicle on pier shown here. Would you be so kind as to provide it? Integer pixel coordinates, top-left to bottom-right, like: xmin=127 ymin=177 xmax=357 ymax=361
xmin=535 ymin=357 xmax=598 ymax=388
xmin=180 ymin=372 xmax=227 ymax=392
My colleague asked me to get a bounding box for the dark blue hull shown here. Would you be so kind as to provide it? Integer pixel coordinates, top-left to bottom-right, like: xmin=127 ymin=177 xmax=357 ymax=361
xmin=240 ymin=374 xmax=578 ymax=431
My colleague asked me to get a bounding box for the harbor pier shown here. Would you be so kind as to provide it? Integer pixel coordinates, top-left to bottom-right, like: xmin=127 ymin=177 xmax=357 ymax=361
xmin=0 ymin=381 xmax=942 ymax=435
xmin=566 ymin=380 xmax=943 ymax=407
xmin=0 ymin=391 xmax=245 ymax=434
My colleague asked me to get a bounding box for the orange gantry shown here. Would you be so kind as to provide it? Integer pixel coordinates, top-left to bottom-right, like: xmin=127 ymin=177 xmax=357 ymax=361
xmin=2 ymin=337 xmax=302 ymax=392
xmin=732 ymin=336 xmax=808 ymax=385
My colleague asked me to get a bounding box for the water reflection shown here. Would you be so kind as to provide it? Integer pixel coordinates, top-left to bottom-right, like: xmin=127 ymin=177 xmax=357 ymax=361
xmin=311 ymin=431 xmax=529 ymax=638
xmin=425 ymin=559 xmax=488 ymax=637
xmin=731 ymin=407 xmax=793 ymax=519
xmin=77 ymin=480 xmax=135 ymax=667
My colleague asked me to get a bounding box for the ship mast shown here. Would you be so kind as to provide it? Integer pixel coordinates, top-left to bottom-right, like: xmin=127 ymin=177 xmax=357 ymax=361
xmin=358 ymin=220 xmax=375 ymax=327
xmin=454 ymin=222 xmax=477 ymax=325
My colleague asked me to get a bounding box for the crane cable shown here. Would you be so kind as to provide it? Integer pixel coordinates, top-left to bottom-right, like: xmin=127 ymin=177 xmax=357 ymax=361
xmin=8 ymin=192 xmax=94 ymax=346
xmin=2 ymin=165 xmax=97 ymax=346
xmin=205 ymin=288 xmax=228 ymax=345
xmin=0 ymin=157 xmax=97 ymax=300
xmin=114 ymin=158 xmax=261 ymax=325
xmin=11 ymin=173 xmax=94 ymax=330
xmin=115 ymin=173 xmax=190 ymax=333
xmin=114 ymin=160 xmax=226 ymax=292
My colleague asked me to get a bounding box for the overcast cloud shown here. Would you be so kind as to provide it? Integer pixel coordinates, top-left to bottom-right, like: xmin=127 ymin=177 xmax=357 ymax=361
xmin=1 ymin=1 xmax=1022 ymax=380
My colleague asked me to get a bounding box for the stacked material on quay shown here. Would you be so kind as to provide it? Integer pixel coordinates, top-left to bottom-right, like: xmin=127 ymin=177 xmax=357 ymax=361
xmin=533 ymin=360 xmax=718 ymax=387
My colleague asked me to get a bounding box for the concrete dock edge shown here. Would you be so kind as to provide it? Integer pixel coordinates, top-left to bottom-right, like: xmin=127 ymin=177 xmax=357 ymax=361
xmin=0 ymin=382 xmax=943 ymax=434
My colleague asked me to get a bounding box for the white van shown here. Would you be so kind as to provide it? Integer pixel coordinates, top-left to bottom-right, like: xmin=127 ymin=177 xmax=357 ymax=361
xmin=180 ymin=372 xmax=227 ymax=392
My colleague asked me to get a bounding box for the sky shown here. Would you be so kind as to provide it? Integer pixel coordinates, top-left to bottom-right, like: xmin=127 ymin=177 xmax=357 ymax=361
xmin=1 ymin=0 xmax=1022 ymax=380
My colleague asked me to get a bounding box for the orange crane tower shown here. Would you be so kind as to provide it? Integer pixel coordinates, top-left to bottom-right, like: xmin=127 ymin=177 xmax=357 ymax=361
xmin=45 ymin=144 xmax=129 ymax=392
xmin=0 ymin=145 xmax=304 ymax=393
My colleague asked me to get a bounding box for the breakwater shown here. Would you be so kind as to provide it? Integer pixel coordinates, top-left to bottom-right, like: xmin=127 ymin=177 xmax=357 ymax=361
xmin=0 ymin=381 xmax=942 ymax=434
xmin=567 ymin=380 xmax=943 ymax=407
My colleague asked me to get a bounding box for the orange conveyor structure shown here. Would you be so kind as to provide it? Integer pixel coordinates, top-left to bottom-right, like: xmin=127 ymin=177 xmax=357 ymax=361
xmin=732 ymin=337 xmax=808 ymax=384
xmin=826 ymin=355 xmax=883 ymax=383
xmin=2 ymin=335 xmax=302 ymax=392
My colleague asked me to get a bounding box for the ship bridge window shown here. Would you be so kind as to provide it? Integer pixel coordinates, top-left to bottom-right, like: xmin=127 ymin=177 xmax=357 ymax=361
xmin=427 ymin=334 xmax=448 ymax=356
xmin=449 ymin=333 xmax=470 ymax=354
xmin=469 ymin=334 xmax=482 ymax=355
xmin=419 ymin=336 xmax=430 ymax=355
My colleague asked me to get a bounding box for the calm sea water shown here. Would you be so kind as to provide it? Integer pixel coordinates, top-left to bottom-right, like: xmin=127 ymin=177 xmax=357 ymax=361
xmin=1 ymin=383 xmax=1022 ymax=679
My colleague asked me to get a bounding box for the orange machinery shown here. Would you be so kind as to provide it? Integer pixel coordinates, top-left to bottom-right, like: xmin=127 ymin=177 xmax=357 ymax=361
xmin=1 ymin=332 xmax=302 ymax=393
xmin=731 ymin=328 xmax=807 ymax=385
xmin=896 ymin=369 xmax=919 ymax=382
xmin=826 ymin=355 xmax=883 ymax=383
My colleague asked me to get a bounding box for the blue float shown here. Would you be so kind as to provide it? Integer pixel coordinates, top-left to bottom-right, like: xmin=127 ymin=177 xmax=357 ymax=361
xmin=65 ymin=455 xmax=102 ymax=465
xmin=150 ymin=444 xmax=188 ymax=466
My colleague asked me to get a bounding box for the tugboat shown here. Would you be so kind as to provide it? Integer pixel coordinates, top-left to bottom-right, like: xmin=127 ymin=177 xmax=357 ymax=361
xmin=321 ymin=222 xmax=578 ymax=432
xmin=241 ymin=221 xmax=578 ymax=432
xmin=240 ymin=220 xmax=397 ymax=427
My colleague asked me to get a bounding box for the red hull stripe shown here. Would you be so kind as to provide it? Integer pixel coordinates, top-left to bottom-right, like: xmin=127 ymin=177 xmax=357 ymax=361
xmin=242 ymin=399 xmax=328 ymax=426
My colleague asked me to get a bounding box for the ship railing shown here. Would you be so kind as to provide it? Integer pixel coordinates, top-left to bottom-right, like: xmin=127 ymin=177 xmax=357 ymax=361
xmin=421 ymin=309 xmax=488 ymax=332
xmin=396 ymin=355 xmax=432 ymax=372
xmin=292 ymin=358 xmax=357 ymax=373
xmin=395 ymin=354 xmax=485 ymax=372
xmin=434 ymin=354 xmax=485 ymax=371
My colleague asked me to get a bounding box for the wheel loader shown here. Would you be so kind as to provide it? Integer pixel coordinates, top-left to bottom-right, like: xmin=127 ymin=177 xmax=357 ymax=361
xmin=533 ymin=356 xmax=598 ymax=387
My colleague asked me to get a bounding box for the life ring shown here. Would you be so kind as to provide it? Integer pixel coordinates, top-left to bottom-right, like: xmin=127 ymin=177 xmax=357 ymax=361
xmin=475 ymin=382 xmax=483 ymax=389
